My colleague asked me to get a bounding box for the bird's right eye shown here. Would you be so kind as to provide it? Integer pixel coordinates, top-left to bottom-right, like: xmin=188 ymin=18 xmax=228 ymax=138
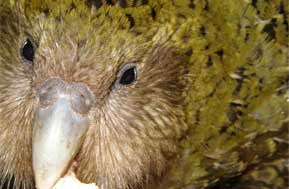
xmin=21 ymin=38 xmax=36 ymax=63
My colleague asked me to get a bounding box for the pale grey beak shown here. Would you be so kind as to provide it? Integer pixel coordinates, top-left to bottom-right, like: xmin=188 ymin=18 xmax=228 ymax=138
xmin=32 ymin=78 xmax=94 ymax=189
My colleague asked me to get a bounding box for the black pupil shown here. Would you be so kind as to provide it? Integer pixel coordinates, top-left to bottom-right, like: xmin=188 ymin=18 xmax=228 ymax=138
xmin=119 ymin=67 xmax=136 ymax=85
xmin=22 ymin=39 xmax=35 ymax=62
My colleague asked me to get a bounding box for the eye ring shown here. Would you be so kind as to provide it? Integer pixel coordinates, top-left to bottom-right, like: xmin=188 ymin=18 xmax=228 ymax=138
xmin=21 ymin=38 xmax=36 ymax=64
xmin=116 ymin=63 xmax=137 ymax=87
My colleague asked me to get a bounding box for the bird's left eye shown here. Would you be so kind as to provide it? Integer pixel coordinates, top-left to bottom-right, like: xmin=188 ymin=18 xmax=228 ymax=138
xmin=21 ymin=38 xmax=36 ymax=63
xmin=116 ymin=63 xmax=137 ymax=87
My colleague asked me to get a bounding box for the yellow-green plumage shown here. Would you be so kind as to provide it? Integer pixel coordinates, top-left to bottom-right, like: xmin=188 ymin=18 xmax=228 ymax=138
xmin=0 ymin=0 xmax=288 ymax=189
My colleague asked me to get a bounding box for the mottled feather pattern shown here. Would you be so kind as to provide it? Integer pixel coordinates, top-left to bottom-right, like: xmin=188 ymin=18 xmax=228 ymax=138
xmin=0 ymin=0 xmax=288 ymax=189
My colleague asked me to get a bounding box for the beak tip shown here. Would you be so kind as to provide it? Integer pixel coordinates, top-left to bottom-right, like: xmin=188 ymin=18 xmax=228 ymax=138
xmin=33 ymin=158 xmax=65 ymax=189
xmin=34 ymin=176 xmax=55 ymax=189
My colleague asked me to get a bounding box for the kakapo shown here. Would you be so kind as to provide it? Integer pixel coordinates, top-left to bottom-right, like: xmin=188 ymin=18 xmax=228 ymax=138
xmin=0 ymin=0 xmax=288 ymax=189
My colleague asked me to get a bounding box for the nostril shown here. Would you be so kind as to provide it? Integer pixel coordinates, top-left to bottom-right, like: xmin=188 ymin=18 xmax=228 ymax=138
xmin=80 ymin=94 xmax=85 ymax=101
xmin=70 ymin=94 xmax=92 ymax=115
xmin=70 ymin=84 xmax=94 ymax=115
xmin=39 ymin=92 xmax=54 ymax=108
xmin=81 ymin=94 xmax=92 ymax=107
xmin=38 ymin=80 xmax=62 ymax=108
xmin=46 ymin=86 xmax=53 ymax=92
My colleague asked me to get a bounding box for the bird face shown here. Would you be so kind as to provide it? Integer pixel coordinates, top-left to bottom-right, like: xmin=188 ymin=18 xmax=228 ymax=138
xmin=0 ymin=4 xmax=186 ymax=189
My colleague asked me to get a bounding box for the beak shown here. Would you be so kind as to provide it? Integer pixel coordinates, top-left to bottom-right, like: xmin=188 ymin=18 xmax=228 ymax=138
xmin=32 ymin=79 xmax=93 ymax=189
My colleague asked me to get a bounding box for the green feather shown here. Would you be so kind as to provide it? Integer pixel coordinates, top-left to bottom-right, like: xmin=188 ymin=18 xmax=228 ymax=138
xmin=0 ymin=0 xmax=288 ymax=188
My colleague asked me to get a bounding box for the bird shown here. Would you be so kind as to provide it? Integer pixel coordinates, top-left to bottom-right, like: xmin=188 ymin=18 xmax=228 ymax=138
xmin=0 ymin=0 xmax=288 ymax=189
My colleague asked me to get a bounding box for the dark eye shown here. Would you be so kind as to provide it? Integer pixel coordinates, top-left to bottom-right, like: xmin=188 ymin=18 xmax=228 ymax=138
xmin=117 ymin=64 xmax=137 ymax=86
xmin=21 ymin=38 xmax=36 ymax=63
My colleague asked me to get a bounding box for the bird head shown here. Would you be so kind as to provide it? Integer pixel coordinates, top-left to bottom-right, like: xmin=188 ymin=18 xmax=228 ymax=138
xmin=0 ymin=1 xmax=187 ymax=189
